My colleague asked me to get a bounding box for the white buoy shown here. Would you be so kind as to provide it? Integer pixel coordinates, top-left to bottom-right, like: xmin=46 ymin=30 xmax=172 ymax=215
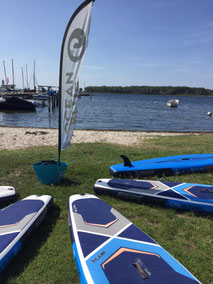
xmin=207 ymin=112 xmax=212 ymax=116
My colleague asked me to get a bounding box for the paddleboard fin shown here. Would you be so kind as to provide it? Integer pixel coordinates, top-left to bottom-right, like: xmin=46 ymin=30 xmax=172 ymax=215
xmin=120 ymin=155 xmax=134 ymax=167
xmin=133 ymin=259 xmax=149 ymax=280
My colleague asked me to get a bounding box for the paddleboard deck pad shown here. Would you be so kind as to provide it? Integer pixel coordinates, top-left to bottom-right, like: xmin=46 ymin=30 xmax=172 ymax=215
xmin=68 ymin=194 xmax=200 ymax=283
xmin=109 ymin=154 xmax=213 ymax=177
xmin=94 ymin=179 xmax=213 ymax=214
xmin=0 ymin=186 xmax=16 ymax=203
xmin=0 ymin=195 xmax=52 ymax=273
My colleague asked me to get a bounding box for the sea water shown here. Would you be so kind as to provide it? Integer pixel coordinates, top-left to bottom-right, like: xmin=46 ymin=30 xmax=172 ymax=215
xmin=0 ymin=93 xmax=213 ymax=132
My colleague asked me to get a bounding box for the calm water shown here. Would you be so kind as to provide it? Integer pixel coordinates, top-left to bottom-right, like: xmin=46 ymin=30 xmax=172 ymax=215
xmin=0 ymin=93 xmax=213 ymax=132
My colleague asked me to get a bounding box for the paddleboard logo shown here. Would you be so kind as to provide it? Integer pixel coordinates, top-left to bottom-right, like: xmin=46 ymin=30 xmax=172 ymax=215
xmin=140 ymin=170 xmax=155 ymax=175
xmin=91 ymin=251 xmax=106 ymax=264
xmin=67 ymin=28 xmax=86 ymax=62
xmin=118 ymin=191 xmax=141 ymax=201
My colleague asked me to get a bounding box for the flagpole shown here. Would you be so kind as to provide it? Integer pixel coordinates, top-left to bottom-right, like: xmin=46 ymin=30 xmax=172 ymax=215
xmin=58 ymin=86 xmax=61 ymax=182
xmin=12 ymin=59 xmax=15 ymax=89
xmin=21 ymin=67 xmax=25 ymax=90
xmin=58 ymin=49 xmax=62 ymax=182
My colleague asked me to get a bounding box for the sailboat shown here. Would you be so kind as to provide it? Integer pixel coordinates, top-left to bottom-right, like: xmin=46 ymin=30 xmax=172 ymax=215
xmin=33 ymin=0 xmax=95 ymax=184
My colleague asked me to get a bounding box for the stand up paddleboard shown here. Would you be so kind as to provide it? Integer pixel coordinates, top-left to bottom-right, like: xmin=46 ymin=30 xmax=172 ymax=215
xmin=68 ymin=194 xmax=200 ymax=283
xmin=0 ymin=186 xmax=16 ymax=203
xmin=94 ymin=179 xmax=213 ymax=214
xmin=109 ymin=154 xmax=213 ymax=177
xmin=0 ymin=195 xmax=52 ymax=273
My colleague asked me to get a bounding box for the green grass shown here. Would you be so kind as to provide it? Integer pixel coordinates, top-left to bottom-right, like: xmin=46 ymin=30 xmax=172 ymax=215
xmin=1 ymin=134 xmax=213 ymax=283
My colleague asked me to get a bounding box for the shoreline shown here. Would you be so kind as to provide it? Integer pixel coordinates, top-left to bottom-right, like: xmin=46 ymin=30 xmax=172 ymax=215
xmin=0 ymin=126 xmax=210 ymax=150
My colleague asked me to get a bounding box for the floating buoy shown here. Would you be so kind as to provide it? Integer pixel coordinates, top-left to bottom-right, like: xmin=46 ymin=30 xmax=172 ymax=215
xmin=155 ymin=101 xmax=157 ymax=104
xmin=207 ymin=112 xmax=212 ymax=116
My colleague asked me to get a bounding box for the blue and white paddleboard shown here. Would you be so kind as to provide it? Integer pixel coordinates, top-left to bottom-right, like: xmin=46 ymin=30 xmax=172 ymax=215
xmin=0 ymin=186 xmax=16 ymax=203
xmin=94 ymin=179 xmax=213 ymax=214
xmin=0 ymin=195 xmax=52 ymax=273
xmin=109 ymin=154 xmax=213 ymax=177
xmin=68 ymin=194 xmax=200 ymax=283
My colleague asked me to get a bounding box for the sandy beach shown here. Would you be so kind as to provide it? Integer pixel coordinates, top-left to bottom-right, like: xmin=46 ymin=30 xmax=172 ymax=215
xmin=0 ymin=126 xmax=201 ymax=150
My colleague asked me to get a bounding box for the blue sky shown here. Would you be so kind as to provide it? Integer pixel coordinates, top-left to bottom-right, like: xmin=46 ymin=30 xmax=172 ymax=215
xmin=0 ymin=0 xmax=213 ymax=89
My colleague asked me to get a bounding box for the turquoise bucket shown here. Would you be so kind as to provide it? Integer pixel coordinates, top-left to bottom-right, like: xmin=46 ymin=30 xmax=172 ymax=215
xmin=33 ymin=160 xmax=68 ymax=185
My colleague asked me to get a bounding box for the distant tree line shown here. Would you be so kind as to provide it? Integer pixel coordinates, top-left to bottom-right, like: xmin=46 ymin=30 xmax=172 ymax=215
xmin=85 ymin=86 xmax=213 ymax=96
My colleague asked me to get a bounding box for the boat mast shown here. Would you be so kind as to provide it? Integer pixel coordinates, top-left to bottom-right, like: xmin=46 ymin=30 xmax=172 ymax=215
xmin=25 ymin=64 xmax=29 ymax=89
xmin=33 ymin=60 xmax=36 ymax=91
xmin=12 ymin=59 xmax=15 ymax=89
xmin=3 ymin=60 xmax=7 ymax=85
xmin=21 ymin=67 xmax=25 ymax=90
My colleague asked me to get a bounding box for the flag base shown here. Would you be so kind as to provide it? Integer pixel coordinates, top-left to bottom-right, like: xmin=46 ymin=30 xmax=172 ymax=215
xmin=33 ymin=160 xmax=68 ymax=185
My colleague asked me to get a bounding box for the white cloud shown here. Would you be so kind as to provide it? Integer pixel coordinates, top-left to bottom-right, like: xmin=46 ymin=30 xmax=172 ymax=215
xmin=133 ymin=62 xmax=179 ymax=68
xmin=83 ymin=65 xmax=104 ymax=70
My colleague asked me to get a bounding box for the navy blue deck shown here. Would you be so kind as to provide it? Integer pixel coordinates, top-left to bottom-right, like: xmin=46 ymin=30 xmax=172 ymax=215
xmin=0 ymin=233 xmax=19 ymax=254
xmin=118 ymin=224 xmax=156 ymax=244
xmin=108 ymin=179 xmax=154 ymax=190
xmin=186 ymin=186 xmax=213 ymax=199
xmin=78 ymin=232 xmax=109 ymax=257
xmin=103 ymin=249 xmax=198 ymax=284
xmin=0 ymin=200 xmax=44 ymax=227
xmin=73 ymin=198 xmax=117 ymax=226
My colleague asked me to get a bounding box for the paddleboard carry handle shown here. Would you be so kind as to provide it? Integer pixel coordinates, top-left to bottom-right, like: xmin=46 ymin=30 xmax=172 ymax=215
xmin=201 ymin=188 xmax=213 ymax=194
xmin=133 ymin=259 xmax=149 ymax=280
xmin=120 ymin=155 xmax=134 ymax=167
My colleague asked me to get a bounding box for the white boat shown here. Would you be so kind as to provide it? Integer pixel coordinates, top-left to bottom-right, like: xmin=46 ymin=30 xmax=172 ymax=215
xmin=27 ymin=99 xmax=46 ymax=108
xmin=167 ymin=99 xmax=179 ymax=107
xmin=0 ymin=96 xmax=6 ymax=103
